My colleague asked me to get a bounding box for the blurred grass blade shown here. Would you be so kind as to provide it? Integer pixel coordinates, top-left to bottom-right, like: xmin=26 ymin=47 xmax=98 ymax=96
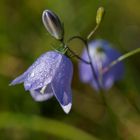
xmin=0 ymin=112 xmax=99 ymax=140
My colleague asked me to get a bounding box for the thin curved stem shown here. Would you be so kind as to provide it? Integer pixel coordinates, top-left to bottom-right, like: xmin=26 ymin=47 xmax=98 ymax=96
xmin=67 ymin=36 xmax=101 ymax=89
xmin=102 ymin=47 xmax=140 ymax=74
xmin=86 ymin=23 xmax=103 ymax=90
xmin=67 ymin=47 xmax=90 ymax=64
xmin=66 ymin=36 xmax=90 ymax=64
xmin=87 ymin=24 xmax=99 ymax=41
xmin=85 ymin=40 xmax=101 ymax=90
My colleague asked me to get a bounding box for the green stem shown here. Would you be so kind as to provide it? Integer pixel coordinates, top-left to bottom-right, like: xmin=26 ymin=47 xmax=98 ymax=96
xmin=67 ymin=47 xmax=90 ymax=64
xmin=66 ymin=36 xmax=90 ymax=64
xmin=86 ymin=12 xmax=103 ymax=89
xmin=87 ymin=6 xmax=104 ymax=41
xmin=87 ymin=24 xmax=99 ymax=41
xmin=103 ymin=48 xmax=140 ymax=74
xmin=0 ymin=112 xmax=98 ymax=140
xmin=85 ymin=40 xmax=101 ymax=90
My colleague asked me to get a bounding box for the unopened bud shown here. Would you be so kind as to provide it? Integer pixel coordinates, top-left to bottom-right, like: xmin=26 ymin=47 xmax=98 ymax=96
xmin=42 ymin=10 xmax=64 ymax=40
xmin=96 ymin=7 xmax=105 ymax=25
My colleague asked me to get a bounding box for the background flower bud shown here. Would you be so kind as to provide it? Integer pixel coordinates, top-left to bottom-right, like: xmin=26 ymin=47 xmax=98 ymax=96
xmin=42 ymin=10 xmax=64 ymax=40
xmin=96 ymin=7 xmax=105 ymax=25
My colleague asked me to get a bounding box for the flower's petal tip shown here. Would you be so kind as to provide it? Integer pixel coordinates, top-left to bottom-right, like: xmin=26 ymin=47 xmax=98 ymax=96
xmin=61 ymin=103 xmax=72 ymax=114
xmin=9 ymin=79 xmax=21 ymax=86
xmin=9 ymin=73 xmax=26 ymax=86
xmin=9 ymin=82 xmax=13 ymax=86
xmin=9 ymin=80 xmax=14 ymax=86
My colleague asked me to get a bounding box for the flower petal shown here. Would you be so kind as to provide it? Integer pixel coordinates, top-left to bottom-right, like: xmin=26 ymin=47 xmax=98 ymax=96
xmin=10 ymin=51 xmax=63 ymax=90
xmin=9 ymin=71 xmax=28 ymax=86
xmin=79 ymin=39 xmax=124 ymax=90
xmin=79 ymin=50 xmax=93 ymax=83
xmin=61 ymin=103 xmax=72 ymax=114
xmin=30 ymin=84 xmax=53 ymax=102
xmin=102 ymin=74 xmax=114 ymax=90
xmin=90 ymin=40 xmax=124 ymax=81
xmin=23 ymin=51 xmax=63 ymax=91
xmin=104 ymin=47 xmax=124 ymax=81
xmin=51 ymin=55 xmax=73 ymax=114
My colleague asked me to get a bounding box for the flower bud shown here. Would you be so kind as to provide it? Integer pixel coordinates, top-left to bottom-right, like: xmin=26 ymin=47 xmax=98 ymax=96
xmin=42 ymin=10 xmax=64 ymax=40
xmin=96 ymin=7 xmax=105 ymax=25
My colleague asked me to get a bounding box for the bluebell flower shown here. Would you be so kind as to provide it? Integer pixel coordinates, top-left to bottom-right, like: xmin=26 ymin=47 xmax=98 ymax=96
xmin=10 ymin=51 xmax=73 ymax=114
xmin=79 ymin=39 xmax=124 ymax=90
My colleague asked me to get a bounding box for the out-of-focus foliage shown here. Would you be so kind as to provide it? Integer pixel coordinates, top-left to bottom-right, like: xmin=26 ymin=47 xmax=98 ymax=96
xmin=0 ymin=0 xmax=140 ymax=139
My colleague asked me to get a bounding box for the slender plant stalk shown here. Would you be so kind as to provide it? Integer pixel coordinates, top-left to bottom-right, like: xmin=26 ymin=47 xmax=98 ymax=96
xmin=102 ymin=48 xmax=140 ymax=74
xmin=85 ymin=7 xmax=123 ymax=139
xmin=87 ymin=6 xmax=104 ymax=41
xmin=65 ymin=36 xmax=91 ymax=64
xmin=85 ymin=40 xmax=101 ymax=90
xmin=67 ymin=47 xmax=90 ymax=64
xmin=86 ymin=15 xmax=103 ymax=89
xmin=87 ymin=24 xmax=99 ymax=41
xmin=66 ymin=34 xmax=101 ymax=89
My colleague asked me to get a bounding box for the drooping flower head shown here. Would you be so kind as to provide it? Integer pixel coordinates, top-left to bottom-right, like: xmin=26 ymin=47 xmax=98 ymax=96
xmin=10 ymin=51 xmax=73 ymax=114
xmin=79 ymin=39 xmax=124 ymax=91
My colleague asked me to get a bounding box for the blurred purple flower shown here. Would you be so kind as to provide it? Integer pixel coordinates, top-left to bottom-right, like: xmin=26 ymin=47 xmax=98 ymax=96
xmin=10 ymin=51 xmax=73 ymax=114
xmin=79 ymin=39 xmax=124 ymax=91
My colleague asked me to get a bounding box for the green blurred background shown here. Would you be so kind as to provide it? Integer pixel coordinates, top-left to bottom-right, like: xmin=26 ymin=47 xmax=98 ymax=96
xmin=0 ymin=0 xmax=140 ymax=139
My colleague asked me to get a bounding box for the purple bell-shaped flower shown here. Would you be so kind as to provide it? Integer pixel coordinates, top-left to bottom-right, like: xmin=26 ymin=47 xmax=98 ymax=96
xmin=79 ymin=39 xmax=124 ymax=90
xmin=10 ymin=51 xmax=73 ymax=114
